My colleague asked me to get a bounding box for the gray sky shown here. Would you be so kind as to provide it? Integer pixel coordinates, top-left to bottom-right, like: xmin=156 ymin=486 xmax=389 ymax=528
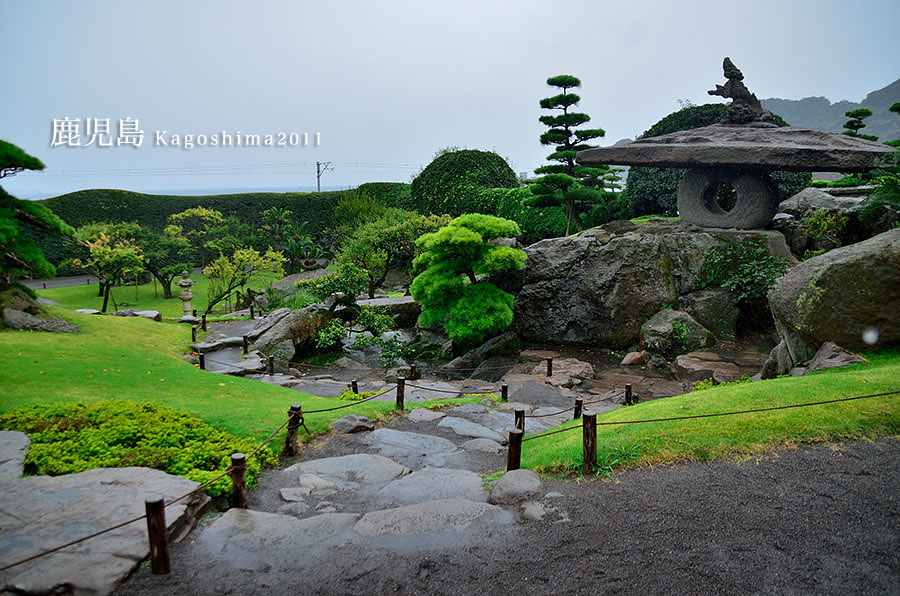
xmin=2 ymin=0 xmax=898 ymax=198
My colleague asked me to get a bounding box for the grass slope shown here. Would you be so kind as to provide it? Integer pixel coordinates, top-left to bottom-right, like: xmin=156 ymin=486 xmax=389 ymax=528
xmin=0 ymin=307 xmax=400 ymax=446
xmin=522 ymin=352 xmax=900 ymax=475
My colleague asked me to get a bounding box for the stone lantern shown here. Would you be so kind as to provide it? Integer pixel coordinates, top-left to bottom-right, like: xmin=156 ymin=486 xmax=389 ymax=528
xmin=175 ymin=271 xmax=195 ymax=317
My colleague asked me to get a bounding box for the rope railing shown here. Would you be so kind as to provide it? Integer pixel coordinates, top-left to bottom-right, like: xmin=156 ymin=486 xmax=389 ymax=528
xmin=505 ymin=389 xmax=900 ymax=473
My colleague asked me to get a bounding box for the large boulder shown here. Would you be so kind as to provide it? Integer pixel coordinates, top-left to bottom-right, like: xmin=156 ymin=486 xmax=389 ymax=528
xmin=2 ymin=308 xmax=79 ymax=333
xmin=681 ymin=289 xmax=739 ymax=341
xmin=640 ymin=309 xmax=711 ymax=357
xmin=768 ymin=227 xmax=900 ymax=354
xmin=252 ymin=303 xmax=334 ymax=367
xmin=514 ymin=224 xmax=732 ymax=348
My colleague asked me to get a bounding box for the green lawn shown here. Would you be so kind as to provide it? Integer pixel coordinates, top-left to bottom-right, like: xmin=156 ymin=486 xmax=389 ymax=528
xmin=37 ymin=271 xmax=281 ymax=319
xmin=521 ymin=352 xmax=900 ymax=475
xmin=0 ymin=307 xmax=399 ymax=446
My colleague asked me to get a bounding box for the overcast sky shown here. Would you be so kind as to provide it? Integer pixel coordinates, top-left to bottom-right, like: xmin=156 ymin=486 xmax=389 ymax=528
xmin=2 ymin=0 xmax=898 ymax=198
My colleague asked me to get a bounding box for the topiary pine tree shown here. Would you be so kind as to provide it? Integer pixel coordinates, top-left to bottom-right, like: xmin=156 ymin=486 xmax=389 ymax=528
xmin=842 ymin=108 xmax=878 ymax=141
xmin=1 ymin=140 xmax=76 ymax=283
xmin=524 ymin=75 xmax=611 ymax=235
xmin=410 ymin=214 xmax=525 ymax=350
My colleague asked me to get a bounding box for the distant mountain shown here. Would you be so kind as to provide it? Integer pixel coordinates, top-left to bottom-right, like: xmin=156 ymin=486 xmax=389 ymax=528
xmin=761 ymin=79 xmax=900 ymax=141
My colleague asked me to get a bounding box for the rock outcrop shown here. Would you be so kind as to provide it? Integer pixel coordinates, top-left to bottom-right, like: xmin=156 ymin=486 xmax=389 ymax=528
xmin=640 ymin=309 xmax=711 ymax=357
xmin=252 ymin=304 xmax=334 ymax=368
xmin=514 ymin=224 xmax=788 ymax=348
xmin=2 ymin=308 xmax=79 ymax=333
xmin=768 ymin=227 xmax=900 ymax=356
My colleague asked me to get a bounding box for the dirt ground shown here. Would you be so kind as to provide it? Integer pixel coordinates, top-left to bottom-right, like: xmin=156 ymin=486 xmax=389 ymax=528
xmin=115 ymin=437 xmax=899 ymax=596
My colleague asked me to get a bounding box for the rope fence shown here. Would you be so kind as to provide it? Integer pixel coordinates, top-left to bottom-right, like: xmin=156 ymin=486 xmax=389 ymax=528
xmin=505 ymin=389 xmax=900 ymax=473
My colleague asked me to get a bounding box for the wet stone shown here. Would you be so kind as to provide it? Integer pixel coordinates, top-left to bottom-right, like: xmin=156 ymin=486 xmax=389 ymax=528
xmin=408 ymin=408 xmax=445 ymax=423
xmin=438 ymin=417 xmax=507 ymax=444
xmin=290 ymin=454 xmax=410 ymax=485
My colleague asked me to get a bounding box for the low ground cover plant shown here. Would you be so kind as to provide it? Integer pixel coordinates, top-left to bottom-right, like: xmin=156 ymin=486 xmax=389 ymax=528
xmin=0 ymin=400 xmax=277 ymax=499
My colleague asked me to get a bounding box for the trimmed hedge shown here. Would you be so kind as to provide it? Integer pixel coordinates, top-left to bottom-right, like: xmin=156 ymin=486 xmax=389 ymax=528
xmin=409 ymin=149 xmax=519 ymax=216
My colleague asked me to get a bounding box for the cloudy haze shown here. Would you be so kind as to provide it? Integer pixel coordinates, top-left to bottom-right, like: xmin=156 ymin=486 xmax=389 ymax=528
xmin=2 ymin=0 xmax=898 ymax=197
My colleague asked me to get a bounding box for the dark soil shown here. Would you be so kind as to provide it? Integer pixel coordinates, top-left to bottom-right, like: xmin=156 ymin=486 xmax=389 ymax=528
xmin=115 ymin=437 xmax=899 ymax=596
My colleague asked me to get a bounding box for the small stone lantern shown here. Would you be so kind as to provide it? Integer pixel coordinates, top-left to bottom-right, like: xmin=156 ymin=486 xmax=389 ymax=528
xmin=175 ymin=271 xmax=195 ymax=317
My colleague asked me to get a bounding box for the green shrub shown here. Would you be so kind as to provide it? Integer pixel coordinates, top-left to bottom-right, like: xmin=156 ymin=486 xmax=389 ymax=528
xmin=410 ymin=149 xmax=519 ymax=216
xmin=700 ymin=238 xmax=788 ymax=305
xmin=315 ymin=318 xmax=346 ymax=349
xmin=0 ymin=400 xmax=276 ymax=500
xmin=355 ymin=182 xmax=412 ymax=209
xmin=336 ymin=388 xmax=380 ymax=402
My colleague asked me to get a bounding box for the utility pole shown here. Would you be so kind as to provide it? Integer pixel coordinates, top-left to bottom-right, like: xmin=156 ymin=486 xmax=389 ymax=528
xmin=316 ymin=161 xmax=333 ymax=192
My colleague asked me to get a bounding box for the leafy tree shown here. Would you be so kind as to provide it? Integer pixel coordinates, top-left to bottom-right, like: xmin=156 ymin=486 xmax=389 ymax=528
xmin=339 ymin=209 xmax=449 ymax=298
xmin=259 ymin=206 xmax=316 ymax=273
xmin=166 ymin=206 xmax=224 ymax=266
xmin=296 ymin=261 xmax=368 ymax=314
xmin=203 ymin=248 xmax=285 ymax=315
xmin=410 ymin=214 xmax=525 ymax=350
xmin=71 ymin=223 xmax=144 ymax=312
xmin=204 ymin=214 xmax=253 ymax=256
xmin=627 ymin=104 xmax=811 ymax=215
xmin=0 ymin=142 xmax=76 ymax=282
xmin=842 ymin=108 xmax=878 ymax=141
xmin=524 ymin=75 xmax=612 ymax=234
xmin=410 ymin=149 xmax=519 ymax=217
xmin=131 ymin=225 xmax=193 ymax=299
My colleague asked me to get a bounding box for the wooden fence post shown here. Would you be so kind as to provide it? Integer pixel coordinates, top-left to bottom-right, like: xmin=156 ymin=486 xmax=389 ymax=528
xmin=267 ymin=357 xmax=275 ymax=375
xmin=191 ymin=325 xmax=197 ymax=343
xmin=192 ymin=309 xmax=197 ymax=318
xmin=201 ymin=314 xmax=207 ymax=331
xmin=501 ymin=383 xmax=509 ymax=402
xmin=242 ymin=335 xmax=249 ymax=355
xmin=410 ymin=364 xmax=417 ymax=380
xmin=284 ymin=404 xmax=302 ymax=456
xmin=514 ymin=409 xmax=525 ymax=432
xmin=144 ymin=497 xmax=171 ymax=575
xmin=198 ymin=354 xmax=206 ymax=370
xmin=507 ymin=429 xmax=523 ymax=471
xmin=624 ymin=384 xmax=633 ymax=406
xmin=582 ymin=413 xmax=597 ymax=474
xmin=547 ymin=357 xmax=553 ymax=377
xmin=250 ymin=303 xmax=255 ymax=319
xmin=396 ymin=377 xmax=405 ymax=410
xmin=574 ymin=398 xmax=583 ymax=419
xmin=230 ymin=453 xmax=248 ymax=509
xmin=351 ymin=380 xmax=359 ymax=394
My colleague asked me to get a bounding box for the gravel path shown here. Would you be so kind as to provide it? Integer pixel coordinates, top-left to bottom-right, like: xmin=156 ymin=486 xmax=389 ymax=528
xmin=115 ymin=437 xmax=898 ymax=596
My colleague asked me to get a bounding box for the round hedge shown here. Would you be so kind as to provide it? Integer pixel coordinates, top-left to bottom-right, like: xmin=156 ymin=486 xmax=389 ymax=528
xmin=410 ymin=149 xmax=519 ymax=216
xmin=626 ymin=104 xmax=811 ymax=216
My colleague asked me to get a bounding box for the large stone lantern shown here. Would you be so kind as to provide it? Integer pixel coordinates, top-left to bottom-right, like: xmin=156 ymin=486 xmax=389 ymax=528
xmin=175 ymin=271 xmax=195 ymax=317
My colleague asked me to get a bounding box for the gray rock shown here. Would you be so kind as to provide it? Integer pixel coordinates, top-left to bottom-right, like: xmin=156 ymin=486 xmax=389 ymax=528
xmin=672 ymin=352 xmax=741 ymax=384
xmin=279 ymin=487 xmax=311 ymax=502
xmin=246 ymin=307 xmax=291 ymax=340
xmin=364 ymin=429 xmax=460 ymax=468
xmin=354 ymin=498 xmax=510 ymax=536
xmin=198 ymin=510 xmax=358 ymax=571
xmin=461 ymin=438 xmax=503 ymax=454
xmin=133 ymin=310 xmax=162 ymax=321
xmin=769 ymin=228 xmax=900 ymax=352
xmin=470 ymin=356 xmax=518 ymax=382
xmin=113 ymin=308 xmax=136 ymax=317
xmin=489 ymin=469 xmax=542 ymax=505
xmin=529 ymin=357 xmax=594 ymax=388
xmin=513 ymin=228 xmax=727 ymax=348
xmin=407 ymin=408 xmax=445 ymax=423
xmin=0 ymin=431 xmax=29 ymax=479
xmin=520 ymin=501 xmax=547 ymax=521
xmin=779 ymin=187 xmax=864 ymax=217
xmin=760 ymin=340 xmax=793 ymax=379
xmin=450 ymin=403 xmax=489 ymax=415
xmin=2 ymin=308 xmax=79 ymax=333
xmin=179 ymin=314 xmax=201 ymax=324
xmin=446 ymin=331 xmax=521 ymax=371
xmin=0 ymin=467 xmax=209 ymax=595
xmin=331 ymin=414 xmax=374 ymax=434
xmin=253 ymin=303 xmax=334 ymax=367
xmin=357 ymin=295 xmax=421 ymax=328
xmin=289 ymin=454 xmax=410 ymax=485
xmin=402 ymin=380 xmax=461 ymax=402
xmin=621 ymin=350 xmax=650 ymax=366
xmin=806 ymin=342 xmax=867 ymax=374
xmin=681 ymin=289 xmax=739 ymax=341
xmin=375 ymin=468 xmax=486 ymax=507
xmin=438 ymin=417 xmax=507 ymax=444
xmin=640 ymin=309 xmax=711 ymax=357
xmin=75 ymin=308 xmax=102 ymax=315
xmin=298 ymin=473 xmax=336 ymax=490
